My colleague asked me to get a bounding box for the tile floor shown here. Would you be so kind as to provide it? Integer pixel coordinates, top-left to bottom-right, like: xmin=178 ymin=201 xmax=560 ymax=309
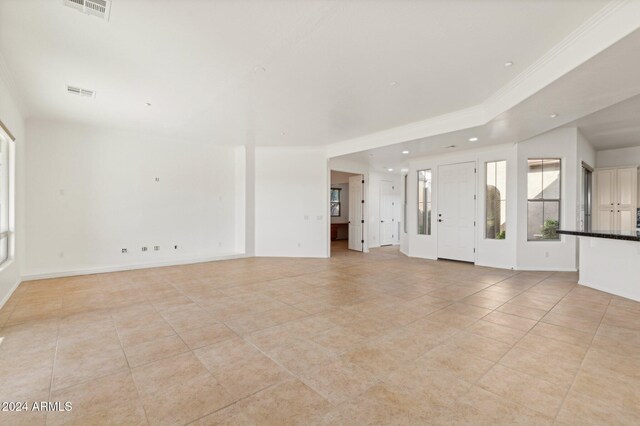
xmin=1 ymin=241 xmax=639 ymax=425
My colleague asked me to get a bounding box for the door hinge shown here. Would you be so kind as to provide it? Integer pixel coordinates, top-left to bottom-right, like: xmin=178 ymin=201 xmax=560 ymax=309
xmin=474 ymin=248 xmax=476 ymax=253
xmin=362 ymin=180 xmax=365 ymax=184
xmin=361 ymin=200 xmax=365 ymax=203
xmin=474 ymin=168 xmax=477 ymax=173
xmin=474 ymin=195 xmax=476 ymax=200
xmin=474 ymin=221 xmax=476 ymax=226
xmin=361 ymin=220 xmax=364 ymax=223
xmin=361 ymin=239 xmax=364 ymax=243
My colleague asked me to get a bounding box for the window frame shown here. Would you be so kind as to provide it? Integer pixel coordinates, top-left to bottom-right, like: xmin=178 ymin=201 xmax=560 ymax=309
xmin=330 ymin=187 xmax=342 ymax=217
xmin=403 ymin=174 xmax=408 ymax=233
xmin=417 ymin=169 xmax=432 ymax=236
xmin=527 ymin=158 xmax=562 ymax=242
xmin=485 ymin=160 xmax=507 ymax=240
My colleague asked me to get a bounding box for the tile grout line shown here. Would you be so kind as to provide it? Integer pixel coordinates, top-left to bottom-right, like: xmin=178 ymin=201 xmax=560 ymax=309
xmin=550 ymin=293 xmax=612 ymax=425
xmin=450 ymin=273 xmax=582 ymax=421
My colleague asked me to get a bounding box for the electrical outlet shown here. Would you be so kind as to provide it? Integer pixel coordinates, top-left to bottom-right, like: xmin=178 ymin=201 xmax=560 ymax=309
xmin=154 ymin=246 xmax=160 ymax=251
xmin=142 ymin=247 xmax=148 ymax=252
xmin=155 ymin=177 xmax=160 ymax=182
xmin=121 ymin=248 xmax=128 ymax=253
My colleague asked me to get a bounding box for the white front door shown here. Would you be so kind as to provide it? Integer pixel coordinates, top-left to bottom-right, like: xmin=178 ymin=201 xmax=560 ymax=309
xmin=348 ymin=175 xmax=364 ymax=252
xmin=437 ymin=162 xmax=476 ymax=262
xmin=380 ymin=181 xmax=396 ymax=246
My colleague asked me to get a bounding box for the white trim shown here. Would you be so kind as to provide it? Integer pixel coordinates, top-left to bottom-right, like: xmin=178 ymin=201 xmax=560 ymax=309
xmin=578 ymin=280 xmax=639 ymax=302
xmin=0 ymin=278 xmax=20 ymax=310
xmin=475 ymin=262 xmax=515 ymax=270
xmin=515 ymin=266 xmax=578 ymax=272
xmin=22 ymin=253 xmax=247 ymax=281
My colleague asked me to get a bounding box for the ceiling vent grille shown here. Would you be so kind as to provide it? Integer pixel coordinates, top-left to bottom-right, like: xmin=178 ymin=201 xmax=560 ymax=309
xmin=63 ymin=0 xmax=111 ymax=21
xmin=67 ymin=85 xmax=96 ymax=98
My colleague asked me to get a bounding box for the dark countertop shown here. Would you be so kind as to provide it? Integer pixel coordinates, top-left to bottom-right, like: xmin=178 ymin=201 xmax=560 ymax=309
xmin=557 ymin=229 xmax=640 ymax=242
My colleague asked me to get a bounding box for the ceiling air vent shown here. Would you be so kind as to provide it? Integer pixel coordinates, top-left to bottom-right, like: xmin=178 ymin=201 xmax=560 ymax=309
xmin=67 ymin=85 xmax=96 ymax=98
xmin=63 ymin=0 xmax=111 ymax=21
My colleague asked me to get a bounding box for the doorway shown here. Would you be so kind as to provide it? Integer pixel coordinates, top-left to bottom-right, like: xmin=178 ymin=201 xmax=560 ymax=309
xmin=329 ymin=170 xmax=364 ymax=254
xmin=437 ymin=161 xmax=476 ymax=262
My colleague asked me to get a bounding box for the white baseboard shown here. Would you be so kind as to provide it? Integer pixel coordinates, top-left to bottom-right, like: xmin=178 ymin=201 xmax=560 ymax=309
xmin=22 ymin=253 xmax=247 ymax=281
xmin=475 ymin=262 xmax=516 ymax=270
xmin=578 ymin=280 xmax=640 ymax=302
xmin=0 ymin=279 xmax=21 ymax=310
xmin=515 ymin=266 xmax=578 ymax=272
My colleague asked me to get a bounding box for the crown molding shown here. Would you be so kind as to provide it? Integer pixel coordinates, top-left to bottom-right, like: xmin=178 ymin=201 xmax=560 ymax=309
xmin=327 ymin=0 xmax=640 ymax=159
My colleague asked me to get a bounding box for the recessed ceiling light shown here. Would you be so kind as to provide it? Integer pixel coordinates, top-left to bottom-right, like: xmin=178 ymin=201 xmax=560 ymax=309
xmin=281 ymin=131 xmax=286 ymax=135
xmin=504 ymin=61 xmax=514 ymax=67
xmin=442 ymin=145 xmax=457 ymax=149
xmin=468 ymin=137 xmax=478 ymax=142
xmin=549 ymin=113 xmax=559 ymax=118
xmin=254 ymin=66 xmax=266 ymax=72
xmin=145 ymin=102 xmax=151 ymax=106
xmin=390 ymin=81 xmax=398 ymax=87
xmin=401 ymin=168 xmax=409 ymax=173
xmin=387 ymin=168 xmax=394 ymax=172
xmin=402 ymin=150 xmax=409 ymax=154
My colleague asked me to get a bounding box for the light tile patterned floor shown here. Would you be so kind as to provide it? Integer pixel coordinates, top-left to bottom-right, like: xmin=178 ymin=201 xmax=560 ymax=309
xmin=1 ymin=242 xmax=639 ymax=425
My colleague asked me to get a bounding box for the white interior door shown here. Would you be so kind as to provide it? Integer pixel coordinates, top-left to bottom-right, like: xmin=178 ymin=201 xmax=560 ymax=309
xmin=437 ymin=162 xmax=476 ymax=262
xmin=380 ymin=181 xmax=395 ymax=246
xmin=348 ymin=175 xmax=364 ymax=251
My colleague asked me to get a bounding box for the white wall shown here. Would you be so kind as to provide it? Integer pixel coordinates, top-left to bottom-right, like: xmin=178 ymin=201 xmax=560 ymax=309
xmin=0 ymin=72 xmax=25 ymax=307
xmin=255 ymin=147 xmax=328 ymax=257
xmin=596 ymin=145 xmax=640 ymax=201
xmin=25 ymin=120 xmax=241 ymax=278
xmin=516 ymin=127 xmax=578 ymax=271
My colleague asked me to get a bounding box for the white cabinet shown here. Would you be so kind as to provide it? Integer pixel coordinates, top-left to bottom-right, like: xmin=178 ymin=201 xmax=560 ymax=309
xmin=594 ymin=167 xmax=638 ymax=232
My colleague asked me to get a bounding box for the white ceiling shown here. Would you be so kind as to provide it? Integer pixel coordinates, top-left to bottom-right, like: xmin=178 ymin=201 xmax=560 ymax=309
xmin=0 ymin=0 xmax=611 ymax=146
xmin=331 ymin=171 xmax=358 ymax=185
xmin=336 ymin=25 xmax=640 ymax=172
xmin=567 ymin=94 xmax=640 ymax=150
